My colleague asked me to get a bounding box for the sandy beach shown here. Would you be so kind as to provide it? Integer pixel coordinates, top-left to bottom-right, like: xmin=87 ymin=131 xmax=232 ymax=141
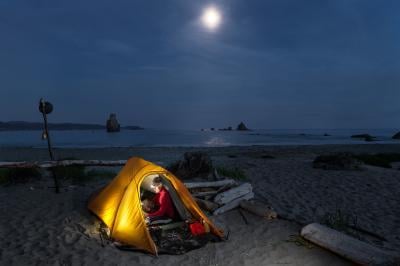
xmin=1 ymin=144 xmax=400 ymax=265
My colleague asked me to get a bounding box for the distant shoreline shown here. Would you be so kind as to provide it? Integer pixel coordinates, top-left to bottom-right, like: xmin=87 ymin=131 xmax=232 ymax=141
xmin=0 ymin=121 xmax=144 ymax=131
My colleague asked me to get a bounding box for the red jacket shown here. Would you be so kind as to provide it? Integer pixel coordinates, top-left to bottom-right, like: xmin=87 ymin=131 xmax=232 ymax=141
xmin=147 ymin=187 xmax=175 ymax=219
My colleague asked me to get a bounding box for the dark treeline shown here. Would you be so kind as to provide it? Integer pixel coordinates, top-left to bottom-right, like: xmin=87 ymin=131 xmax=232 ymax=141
xmin=0 ymin=121 xmax=143 ymax=131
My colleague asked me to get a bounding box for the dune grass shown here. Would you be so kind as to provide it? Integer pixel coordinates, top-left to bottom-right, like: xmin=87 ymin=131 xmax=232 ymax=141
xmin=216 ymin=166 xmax=247 ymax=180
xmin=354 ymin=153 xmax=400 ymax=168
xmin=52 ymin=166 xmax=116 ymax=185
xmin=0 ymin=167 xmax=41 ymax=185
xmin=322 ymin=209 xmax=360 ymax=239
xmin=0 ymin=158 xmax=117 ymax=186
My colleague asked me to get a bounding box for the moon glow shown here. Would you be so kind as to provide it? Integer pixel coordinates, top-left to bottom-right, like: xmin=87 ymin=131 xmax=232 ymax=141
xmin=201 ymin=6 xmax=221 ymax=31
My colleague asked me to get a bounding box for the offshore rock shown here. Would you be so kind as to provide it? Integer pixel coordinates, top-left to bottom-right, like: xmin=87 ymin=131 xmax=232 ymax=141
xmin=392 ymin=132 xmax=400 ymax=140
xmin=236 ymin=122 xmax=249 ymax=131
xmin=106 ymin=113 xmax=120 ymax=132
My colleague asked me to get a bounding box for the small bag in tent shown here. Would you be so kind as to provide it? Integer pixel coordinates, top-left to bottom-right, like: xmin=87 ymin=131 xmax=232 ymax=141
xmin=87 ymin=157 xmax=223 ymax=254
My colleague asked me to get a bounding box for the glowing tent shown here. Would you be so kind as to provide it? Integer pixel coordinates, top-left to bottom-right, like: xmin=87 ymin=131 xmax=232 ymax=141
xmin=88 ymin=157 xmax=223 ymax=254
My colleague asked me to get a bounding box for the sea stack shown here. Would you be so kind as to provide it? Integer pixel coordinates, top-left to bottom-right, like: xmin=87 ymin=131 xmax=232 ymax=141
xmin=237 ymin=122 xmax=249 ymax=131
xmin=392 ymin=132 xmax=400 ymax=139
xmin=106 ymin=113 xmax=120 ymax=132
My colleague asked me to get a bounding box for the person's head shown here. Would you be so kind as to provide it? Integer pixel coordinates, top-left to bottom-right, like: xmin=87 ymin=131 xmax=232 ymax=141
xmin=151 ymin=176 xmax=163 ymax=193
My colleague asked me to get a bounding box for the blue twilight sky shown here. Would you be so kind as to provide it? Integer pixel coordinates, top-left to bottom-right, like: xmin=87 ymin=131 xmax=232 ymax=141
xmin=0 ymin=0 xmax=399 ymax=130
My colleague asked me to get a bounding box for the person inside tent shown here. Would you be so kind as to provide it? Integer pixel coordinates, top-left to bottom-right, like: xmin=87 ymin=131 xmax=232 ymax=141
xmin=144 ymin=176 xmax=176 ymax=223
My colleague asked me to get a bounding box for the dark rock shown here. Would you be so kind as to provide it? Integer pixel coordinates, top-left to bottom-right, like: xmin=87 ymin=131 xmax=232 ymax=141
xmin=323 ymin=133 xmax=331 ymax=136
xmin=167 ymin=152 xmax=213 ymax=179
xmin=219 ymin=126 xmax=233 ymax=131
xmin=106 ymin=113 xmax=120 ymax=132
xmin=237 ymin=122 xmax=249 ymax=131
xmin=364 ymin=135 xmax=375 ymax=142
xmin=313 ymin=153 xmax=363 ymax=170
xmin=392 ymin=132 xmax=400 ymax=140
xmin=351 ymin=134 xmax=376 ymax=142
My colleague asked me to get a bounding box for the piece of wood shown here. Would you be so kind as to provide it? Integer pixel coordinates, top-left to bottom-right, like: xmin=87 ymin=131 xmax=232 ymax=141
xmin=301 ymin=223 xmax=400 ymax=266
xmin=184 ymin=179 xmax=237 ymax=189
xmin=192 ymin=191 xmax=219 ymax=198
xmin=238 ymin=209 xmax=249 ymax=225
xmin=239 ymin=200 xmax=277 ymax=219
xmin=0 ymin=160 xmax=127 ymax=168
xmin=214 ymin=183 xmax=252 ymax=205
xmin=194 ymin=198 xmax=219 ymax=212
xmin=213 ymin=192 xmax=254 ymax=215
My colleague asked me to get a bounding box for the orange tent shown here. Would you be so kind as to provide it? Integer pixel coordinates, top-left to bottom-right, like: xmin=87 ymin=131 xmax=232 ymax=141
xmin=88 ymin=157 xmax=223 ymax=254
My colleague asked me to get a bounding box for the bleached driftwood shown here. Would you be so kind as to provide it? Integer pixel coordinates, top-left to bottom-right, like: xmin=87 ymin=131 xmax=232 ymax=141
xmin=184 ymin=179 xmax=237 ymax=189
xmin=214 ymin=183 xmax=252 ymax=205
xmin=194 ymin=198 xmax=219 ymax=212
xmin=239 ymin=200 xmax=277 ymax=219
xmin=0 ymin=160 xmax=127 ymax=168
xmin=301 ymin=223 xmax=400 ymax=266
xmin=213 ymin=192 xmax=254 ymax=215
xmin=192 ymin=191 xmax=219 ymax=198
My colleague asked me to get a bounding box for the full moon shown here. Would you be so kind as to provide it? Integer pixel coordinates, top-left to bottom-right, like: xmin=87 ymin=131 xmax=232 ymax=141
xmin=201 ymin=6 xmax=221 ymax=31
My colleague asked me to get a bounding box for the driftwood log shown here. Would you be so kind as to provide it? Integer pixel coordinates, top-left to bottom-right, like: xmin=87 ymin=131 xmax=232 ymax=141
xmin=194 ymin=198 xmax=219 ymax=212
xmin=184 ymin=179 xmax=237 ymax=189
xmin=191 ymin=191 xmax=219 ymax=198
xmin=0 ymin=160 xmax=127 ymax=168
xmin=214 ymin=183 xmax=252 ymax=205
xmin=213 ymin=192 xmax=254 ymax=215
xmin=239 ymin=200 xmax=277 ymax=219
xmin=301 ymin=223 xmax=400 ymax=266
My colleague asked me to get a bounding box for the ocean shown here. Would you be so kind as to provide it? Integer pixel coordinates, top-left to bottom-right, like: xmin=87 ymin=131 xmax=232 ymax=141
xmin=0 ymin=128 xmax=398 ymax=148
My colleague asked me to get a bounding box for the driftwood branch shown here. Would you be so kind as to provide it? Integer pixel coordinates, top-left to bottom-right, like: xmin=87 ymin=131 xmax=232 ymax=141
xmin=0 ymin=160 xmax=127 ymax=168
xmin=214 ymin=183 xmax=252 ymax=205
xmin=239 ymin=200 xmax=277 ymax=219
xmin=192 ymin=191 xmax=219 ymax=198
xmin=194 ymin=198 xmax=219 ymax=212
xmin=184 ymin=179 xmax=237 ymax=189
xmin=301 ymin=223 xmax=400 ymax=265
xmin=213 ymin=192 xmax=254 ymax=215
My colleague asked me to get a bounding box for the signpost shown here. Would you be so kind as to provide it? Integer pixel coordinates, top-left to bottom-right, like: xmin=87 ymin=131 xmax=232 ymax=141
xmin=39 ymin=98 xmax=60 ymax=193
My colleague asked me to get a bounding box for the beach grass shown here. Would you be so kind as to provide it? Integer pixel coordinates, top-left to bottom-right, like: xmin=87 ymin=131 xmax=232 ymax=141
xmin=216 ymin=166 xmax=247 ymax=180
xmin=52 ymin=166 xmax=116 ymax=185
xmin=0 ymin=167 xmax=41 ymax=184
xmin=354 ymin=153 xmax=400 ymax=168
xmin=322 ymin=209 xmax=360 ymax=239
xmin=0 ymin=169 xmax=9 ymax=184
xmin=86 ymin=169 xmax=116 ymax=179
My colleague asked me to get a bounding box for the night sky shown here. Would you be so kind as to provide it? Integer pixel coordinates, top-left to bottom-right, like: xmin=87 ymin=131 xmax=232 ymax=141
xmin=1 ymin=0 xmax=399 ymax=129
